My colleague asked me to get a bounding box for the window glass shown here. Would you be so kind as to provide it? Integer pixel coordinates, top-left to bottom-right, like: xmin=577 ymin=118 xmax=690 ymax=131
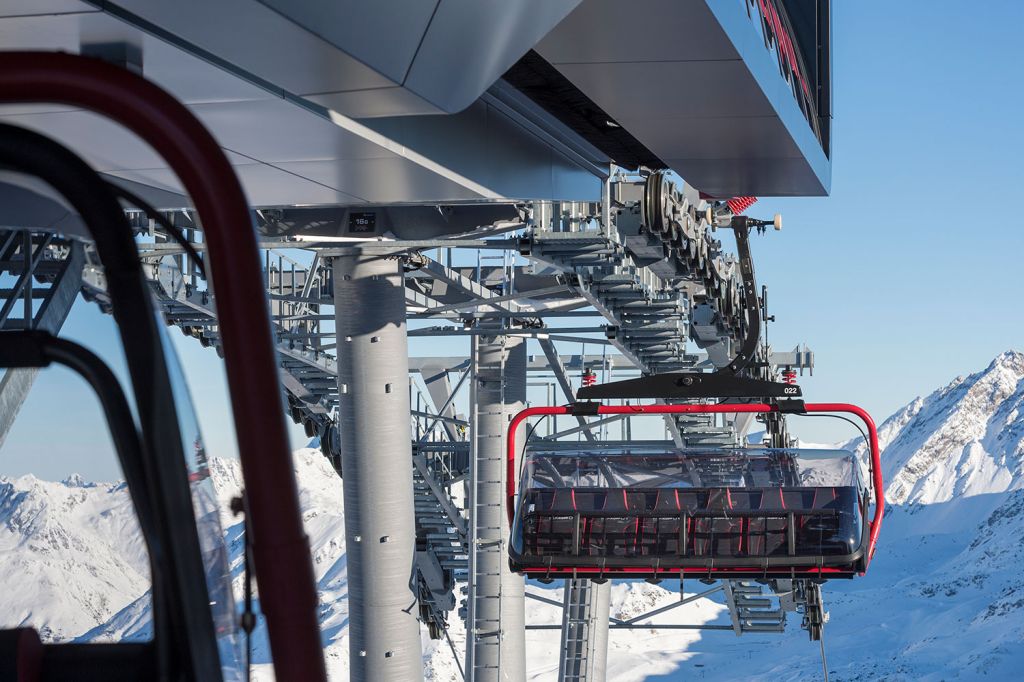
xmin=156 ymin=318 xmax=243 ymax=680
xmin=522 ymin=447 xmax=859 ymax=490
xmin=0 ymin=361 xmax=152 ymax=643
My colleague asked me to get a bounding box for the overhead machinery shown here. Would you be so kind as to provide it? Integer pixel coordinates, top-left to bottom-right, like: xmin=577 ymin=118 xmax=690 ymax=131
xmin=0 ymin=1 xmax=858 ymax=681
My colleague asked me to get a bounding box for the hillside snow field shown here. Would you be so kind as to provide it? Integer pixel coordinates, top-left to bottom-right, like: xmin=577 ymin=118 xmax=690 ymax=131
xmin=2 ymin=351 xmax=1024 ymax=679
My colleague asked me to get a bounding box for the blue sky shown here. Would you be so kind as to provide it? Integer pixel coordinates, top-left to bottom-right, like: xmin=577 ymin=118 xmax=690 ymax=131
xmin=2 ymin=1 xmax=1022 ymax=480
xmin=752 ymin=0 xmax=1024 ymax=434
xmin=0 ymin=298 xmax=311 ymax=481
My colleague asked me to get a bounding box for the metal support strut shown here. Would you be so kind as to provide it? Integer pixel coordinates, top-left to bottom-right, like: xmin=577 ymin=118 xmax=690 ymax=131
xmin=558 ymin=580 xmax=610 ymax=682
xmin=335 ymin=249 xmax=423 ymax=682
xmin=466 ymin=330 xmax=526 ymax=681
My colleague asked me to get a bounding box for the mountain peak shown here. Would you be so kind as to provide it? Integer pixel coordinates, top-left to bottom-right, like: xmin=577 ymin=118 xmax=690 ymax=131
xmin=881 ymin=351 xmax=1024 ymax=505
xmin=988 ymin=349 xmax=1024 ymax=373
xmin=61 ymin=473 xmax=95 ymax=489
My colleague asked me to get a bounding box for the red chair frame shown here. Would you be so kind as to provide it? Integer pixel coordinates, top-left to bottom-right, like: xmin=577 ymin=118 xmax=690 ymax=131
xmin=506 ymin=402 xmax=883 ymax=575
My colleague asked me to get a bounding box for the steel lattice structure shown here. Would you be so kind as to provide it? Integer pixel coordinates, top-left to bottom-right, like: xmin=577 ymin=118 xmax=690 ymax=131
xmin=0 ymin=2 xmax=843 ymax=678
xmin=20 ymin=171 xmax=819 ymax=681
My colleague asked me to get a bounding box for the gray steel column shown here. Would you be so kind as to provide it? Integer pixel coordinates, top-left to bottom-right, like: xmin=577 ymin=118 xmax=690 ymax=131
xmin=558 ymin=580 xmax=609 ymax=682
xmin=334 ymin=249 xmax=422 ymax=682
xmin=504 ymin=337 xmax=527 ymax=679
xmin=466 ymin=332 xmax=526 ymax=682
xmin=0 ymin=239 xmax=82 ymax=448
xmin=588 ymin=581 xmax=610 ymax=682
xmin=0 ymin=368 xmax=39 ymax=449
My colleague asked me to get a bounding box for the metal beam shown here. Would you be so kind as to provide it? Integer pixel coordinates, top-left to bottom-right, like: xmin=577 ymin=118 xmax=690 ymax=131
xmin=320 ymin=238 xmax=522 ymax=254
xmin=0 ymin=237 xmax=82 ymax=449
xmin=408 ymin=355 xmax=635 ymax=373
xmin=722 ymin=581 xmax=744 ymax=636
xmin=412 ymin=454 xmax=467 ymax=537
xmin=0 ymin=233 xmax=51 ymax=326
xmin=409 ymin=327 xmax=613 ymax=345
xmin=525 ymin=591 xmax=565 ymax=609
xmin=417 ymin=258 xmax=519 ymax=314
xmin=420 ymin=284 xmax=571 ymax=315
xmin=137 ymin=237 xmax=524 ymax=258
xmin=418 ymin=366 xmax=470 ymax=442
xmin=539 ymin=415 xmax=628 ymax=442
xmin=538 ymin=338 xmax=596 ymax=443
xmin=466 ymin=331 xmax=526 ymax=682
xmin=613 ymin=585 xmax=724 ymax=626
xmin=410 ymin=310 xmax=600 ymax=320
xmin=527 ymin=624 xmax=735 ymax=631
xmin=411 ymin=410 xmax=468 ymax=427
xmin=558 ymin=580 xmax=609 ymax=682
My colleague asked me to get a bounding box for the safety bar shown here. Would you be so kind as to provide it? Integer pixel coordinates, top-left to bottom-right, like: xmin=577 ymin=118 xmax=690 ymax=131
xmin=506 ymin=402 xmax=883 ymax=569
xmin=0 ymin=52 xmax=325 ymax=681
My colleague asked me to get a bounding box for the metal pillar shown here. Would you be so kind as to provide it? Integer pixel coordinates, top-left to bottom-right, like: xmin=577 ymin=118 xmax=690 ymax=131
xmin=590 ymin=581 xmax=610 ymax=681
xmin=558 ymin=580 xmax=609 ymax=682
xmin=466 ymin=331 xmax=526 ymax=681
xmin=0 ymin=237 xmax=83 ymax=447
xmin=334 ymin=250 xmax=422 ymax=682
xmin=0 ymin=368 xmax=38 ymax=449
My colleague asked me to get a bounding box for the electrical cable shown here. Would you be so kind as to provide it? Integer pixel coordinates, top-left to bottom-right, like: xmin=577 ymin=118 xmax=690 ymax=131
xmin=790 ymin=412 xmax=874 ymax=496
xmin=242 ymin=509 xmax=255 ymax=682
xmin=791 ymin=412 xmax=868 ymax=449
xmin=444 ymin=624 xmax=466 ymax=681
xmin=518 ymin=415 xmax=550 ymax=482
xmin=819 ymin=621 xmax=830 ymax=682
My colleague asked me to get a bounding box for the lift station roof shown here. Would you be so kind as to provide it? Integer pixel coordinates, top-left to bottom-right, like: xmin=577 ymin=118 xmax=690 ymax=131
xmin=0 ymin=0 xmax=830 ymax=209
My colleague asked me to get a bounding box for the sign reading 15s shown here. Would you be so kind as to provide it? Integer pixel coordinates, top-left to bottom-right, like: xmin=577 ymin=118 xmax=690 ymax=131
xmin=348 ymin=212 xmax=376 ymax=234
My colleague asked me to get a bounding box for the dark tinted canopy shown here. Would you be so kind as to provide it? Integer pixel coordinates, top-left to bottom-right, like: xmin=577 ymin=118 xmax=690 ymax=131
xmin=521 ymin=446 xmax=859 ymax=491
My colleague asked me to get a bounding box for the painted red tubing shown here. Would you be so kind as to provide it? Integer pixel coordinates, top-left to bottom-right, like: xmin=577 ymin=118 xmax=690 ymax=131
xmin=506 ymin=402 xmax=884 ymax=569
xmin=0 ymin=52 xmax=326 ymax=681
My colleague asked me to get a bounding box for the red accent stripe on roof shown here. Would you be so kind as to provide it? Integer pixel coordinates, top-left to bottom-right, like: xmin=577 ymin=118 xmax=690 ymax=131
xmin=726 ymin=196 xmax=758 ymax=214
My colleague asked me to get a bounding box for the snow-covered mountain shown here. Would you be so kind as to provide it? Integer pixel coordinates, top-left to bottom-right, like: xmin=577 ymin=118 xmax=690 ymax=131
xmin=0 ymin=449 xmax=723 ymax=680
xmin=3 ymin=350 xmax=1024 ymax=680
xmin=0 ymin=474 xmax=149 ymax=642
xmin=876 ymin=350 xmax=1024 ymax=505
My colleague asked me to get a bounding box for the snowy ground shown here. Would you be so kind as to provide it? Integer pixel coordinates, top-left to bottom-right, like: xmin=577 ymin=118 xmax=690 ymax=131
xmin=245 ymin=451 xmax=731 ymax=682
xmin=3 ymin=351 xmax=1024 ymax=680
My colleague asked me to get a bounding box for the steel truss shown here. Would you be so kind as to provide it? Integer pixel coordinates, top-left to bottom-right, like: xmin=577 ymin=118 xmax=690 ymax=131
xmin=0 ymin=229 xmax=83 ymax=447
xmin=62 ymin=171 xmax=820 ymax=681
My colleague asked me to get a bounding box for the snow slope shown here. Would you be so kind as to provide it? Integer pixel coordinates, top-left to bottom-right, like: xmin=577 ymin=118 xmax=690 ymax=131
xmin=3 ymin=351 xmax=1024 ymax=680
xmin=0 ymin=474 xmax=149 ymax=641
xmin=227 ymin=452 xmax=729 ymax=681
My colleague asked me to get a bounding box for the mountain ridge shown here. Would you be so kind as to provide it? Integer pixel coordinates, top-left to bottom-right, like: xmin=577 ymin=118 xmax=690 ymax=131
xmin=2 ymin=351 xmax=1024 ymax=679
xmin=876 ymin=349 xmax=1024 ymax=505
